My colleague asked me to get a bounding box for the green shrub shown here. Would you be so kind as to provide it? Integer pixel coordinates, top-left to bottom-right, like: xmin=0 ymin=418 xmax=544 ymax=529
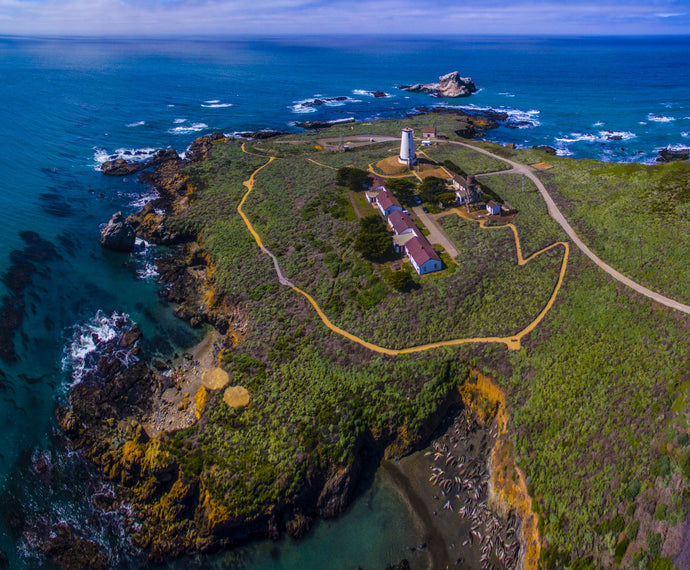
xmin=647 ymin=531 xmax=662 ymax=558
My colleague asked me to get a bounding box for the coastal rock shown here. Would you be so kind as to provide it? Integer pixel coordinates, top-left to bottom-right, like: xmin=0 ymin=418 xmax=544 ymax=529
xmin=532 ymin=145 xmax=557 ymax=156
xmin=317 ymin=463 xmax=360 ymax=518
xmin=399 ymin=71 xmax=477 ymax=98
xmin=234 ymin=130 xmax=287 ymax=140
xmin=100 ymin=212 xmax=136 ymax=252
xmin=186 ymin=133 xmax=227 ymax=163
xmin=101 ymin=158 xmax=147 ymax=177
xmin=41 ymin=523 xmax=109 ymax=570
xmin=657 ymin=148 xmax=689 ymax=162
xmin=295 ymin=118 xmax=355 ymax=130
xmin=148 ymin=148 xmax=180 ymax=168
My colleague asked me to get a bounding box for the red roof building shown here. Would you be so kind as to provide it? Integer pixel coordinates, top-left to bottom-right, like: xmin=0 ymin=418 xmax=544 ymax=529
xmin=387 ymin=209 xmax=417 ymax=235
xmin=375 ymin=189 xmax=403 ymax=217
xmin=405 ymin=235 xmax=442 ymax=275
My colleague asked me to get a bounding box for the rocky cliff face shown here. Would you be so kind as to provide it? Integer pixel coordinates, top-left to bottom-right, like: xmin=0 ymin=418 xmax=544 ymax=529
xmin=400 ymin=71 xmax=477 ymax=98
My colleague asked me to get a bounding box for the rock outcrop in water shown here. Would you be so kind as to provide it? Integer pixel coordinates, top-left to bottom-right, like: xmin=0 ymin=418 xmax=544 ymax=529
xmin=657 ymin=147 xmax=689 ymax=162
xmin=101 ymin=158 xmax=148 ymax=177
xmin=400 ymin=72 xmax=477 ymax=98
xmin=100 ymin=212 xmax=136 ymax=252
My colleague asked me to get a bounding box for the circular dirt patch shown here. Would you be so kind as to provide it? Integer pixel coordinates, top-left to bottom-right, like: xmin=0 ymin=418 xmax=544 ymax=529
xmin=223 ymin=386 xmax=250 ymax=408
xmin=201 ymin=367 xmax=230 ymax=390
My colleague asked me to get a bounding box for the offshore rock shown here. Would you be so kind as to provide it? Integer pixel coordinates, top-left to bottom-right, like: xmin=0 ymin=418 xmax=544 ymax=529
xmin=400 ymin=71 xmax=477 ymax=98
xmin=148 ymin=148 xmax=181 ymax=168
xmin=101 ymin=158 xmax=147 ymax=177
xmin=657 ymin=147 xmax=689 ymax=162
xmin=100 ymin=212 xmax=136 ymax=252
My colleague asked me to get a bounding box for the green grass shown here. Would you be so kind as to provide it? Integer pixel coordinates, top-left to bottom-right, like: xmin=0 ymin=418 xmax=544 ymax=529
xmin=143 ymin=122 xmax=690 ymax=568
xmin=423 ymin=143 xmax=513 ymax=175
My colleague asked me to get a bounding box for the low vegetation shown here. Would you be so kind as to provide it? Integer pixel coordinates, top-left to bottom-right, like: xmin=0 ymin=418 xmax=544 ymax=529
xmin=157 ymin=122 xmax=689 ymax=570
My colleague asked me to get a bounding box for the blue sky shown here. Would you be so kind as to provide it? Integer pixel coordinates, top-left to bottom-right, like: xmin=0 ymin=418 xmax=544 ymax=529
xmin=0 ymin=0 xmax=688 ymax=36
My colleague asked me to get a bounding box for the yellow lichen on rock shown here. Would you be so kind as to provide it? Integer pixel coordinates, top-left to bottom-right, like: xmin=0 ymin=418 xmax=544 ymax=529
xmin=194 ymin=386 xmax=209 ymax=419
xmin=201 ymin=367 xmax=230 ymax=390
xmin=223 ymin=386 xmax=250 ymax=408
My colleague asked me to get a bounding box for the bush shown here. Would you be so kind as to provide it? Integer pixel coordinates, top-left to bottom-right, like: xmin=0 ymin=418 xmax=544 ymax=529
xmin=654 ymin=503 xmax=668 ymax=521
xmin=335 ymin=167 xmax=370 ymax=191
xmin=647 ymin=530 xmax=662 ymax=558
xmin=614 ymin=538 xmax=630 ymax=566
xmin=353 ymin=215 xmax=391 ymax=260
xmin=420 ymin=176 xmax=448 ymax=203
xmin=385 ymin=267 xmax=413 ymax=291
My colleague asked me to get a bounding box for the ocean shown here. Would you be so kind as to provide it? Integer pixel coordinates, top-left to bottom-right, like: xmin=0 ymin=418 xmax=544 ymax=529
xmin=0 ymin=35 xmax=688 ymax=568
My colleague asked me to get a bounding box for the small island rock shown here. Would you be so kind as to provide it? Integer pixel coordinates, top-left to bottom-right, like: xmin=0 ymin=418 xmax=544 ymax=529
xmin=100 ymin=212 xmax=136 ymax=252
xmin=400 ymin=71 xmax=477 ymax=98
xmin=657 ymin=147 xmax=689 ymax=162
xmin=100 ymin=158 xmax=147 ymax=177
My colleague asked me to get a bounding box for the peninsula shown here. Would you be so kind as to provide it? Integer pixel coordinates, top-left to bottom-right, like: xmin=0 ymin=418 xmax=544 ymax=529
xmin=55 ymin=112 xmax=690 ymax=570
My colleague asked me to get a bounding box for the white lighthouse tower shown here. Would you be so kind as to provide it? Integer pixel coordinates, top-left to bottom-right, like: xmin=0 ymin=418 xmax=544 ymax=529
xmin=398 ymin=127 xmax=417 ymax=167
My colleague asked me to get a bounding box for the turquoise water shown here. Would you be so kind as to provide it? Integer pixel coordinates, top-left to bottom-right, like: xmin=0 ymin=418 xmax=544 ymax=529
xmin=0 ymin=35 xmax=689 ymax=567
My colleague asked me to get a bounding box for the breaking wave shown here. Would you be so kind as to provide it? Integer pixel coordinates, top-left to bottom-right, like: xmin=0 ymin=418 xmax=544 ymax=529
xmin=61 ymin=311 xmax=138 ymax=388
xmin=92 ymin=147 xmax=157 ymax=171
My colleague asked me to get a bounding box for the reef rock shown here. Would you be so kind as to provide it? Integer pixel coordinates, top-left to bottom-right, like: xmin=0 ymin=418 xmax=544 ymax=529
xmin=100 ymin=212 xmax=136 ymax=252
xmin=148 ymin=148 xmax=181 ymax=168
xmin=532 ymin=145 xmax=557 ymax=156
xmin=399 ymin=71 xmax=477 ymax=98
xmin=101 ymin=158 xmax=147 ymax=177
xmin=657 ymin=148 xmax=689 ymax=162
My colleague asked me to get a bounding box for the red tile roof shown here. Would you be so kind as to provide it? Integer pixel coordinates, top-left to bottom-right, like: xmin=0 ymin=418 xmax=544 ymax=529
xmin=376 ymin=189 xmax=401 ymax=212
xmin=368 ymin=174 xmax=386 ymax=190
xmin=387 ymin=210 xmax=417 ymax=235
xmin=405 ymin=235 xmax=440 ymax=267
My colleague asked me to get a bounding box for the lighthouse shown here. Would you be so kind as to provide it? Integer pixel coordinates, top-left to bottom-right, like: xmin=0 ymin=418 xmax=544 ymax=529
xmin=398 ymin=127 xmax=417 ymax=167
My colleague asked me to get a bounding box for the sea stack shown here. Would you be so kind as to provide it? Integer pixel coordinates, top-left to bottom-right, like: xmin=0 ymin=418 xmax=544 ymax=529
xmin=100 ymin=211 xmax=137 ymax=252
xmin=399 ymin=128 xmax=417 ymax=167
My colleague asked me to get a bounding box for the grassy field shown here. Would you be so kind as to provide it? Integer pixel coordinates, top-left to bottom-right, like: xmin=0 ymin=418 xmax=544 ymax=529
xmin=160 ymin=125 xmax=690 ymax=570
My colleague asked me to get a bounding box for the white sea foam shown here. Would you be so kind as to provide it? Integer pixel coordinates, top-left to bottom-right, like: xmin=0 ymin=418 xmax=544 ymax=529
xmin=204 ymin=99 xmax=220 ymax=104
xmin=499 ymin=92 xmax=515 ymax=97
xmin=169 ymin=122 xmax=209 ymax=134
xmin=201 ymin=102 xmax=233 ymax=108
xmin=173 ymin=118 xmax=187 ymax=124
xmin=92 ymin=147 xmax=157 ymax=170
xmin=555 ymin=147 xmax=574 ymax=157
xmin=593 ymin=121 xmax=605 ymax=127
xmin=126 ymin=121 xmax=145 ymax=128
xmin=662 ymin=143 xmax=690 ymax=151
xmin=436 ymin=103 xmax=541 ymax=127
xmin=352 ymin=89 xmax=392 ymax=98
xmin=290 ymin=95 xmax=362 ymax=114
xmin=134 ymin=238 xmax=159 ymax=280
xmin=555 ymin=130 xmax=636 ymax=144
xmin=682 ymin=132 xmax=689 ymax=138
xmin=647 ymin=113 xmax=676 ymax=123
xmin=128 ymin=188 xmax=159 ymax=208
xmin=62 ymin=311 xmax=137 ymax=387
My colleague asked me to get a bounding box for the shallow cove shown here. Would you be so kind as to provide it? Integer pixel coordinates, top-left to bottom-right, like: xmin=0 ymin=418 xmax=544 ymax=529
xmin=159 ymin=469 xmax=428 ymax=570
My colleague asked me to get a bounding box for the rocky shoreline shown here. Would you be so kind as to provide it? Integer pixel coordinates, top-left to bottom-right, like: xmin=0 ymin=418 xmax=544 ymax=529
xmin=51 ymin=127 xmax=537 ymax=568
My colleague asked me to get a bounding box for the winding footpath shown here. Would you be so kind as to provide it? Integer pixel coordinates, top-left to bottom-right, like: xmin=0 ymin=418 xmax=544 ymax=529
xmin=239 ymin=144 xmax=568 ymax=353
xmin=450 ymin=141 xmax=690 ymax=316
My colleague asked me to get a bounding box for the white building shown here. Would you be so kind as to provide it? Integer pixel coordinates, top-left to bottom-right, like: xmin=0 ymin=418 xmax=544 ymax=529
xmin=398 ymin=128 xmax=417 ymax=167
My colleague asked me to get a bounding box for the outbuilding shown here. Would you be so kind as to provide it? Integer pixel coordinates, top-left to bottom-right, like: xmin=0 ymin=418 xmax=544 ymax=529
xmin=486 ymin=200 xmax=501 ymax=215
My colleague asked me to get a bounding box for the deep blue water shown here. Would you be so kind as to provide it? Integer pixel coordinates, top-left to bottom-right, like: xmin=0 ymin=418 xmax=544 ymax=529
xmin=0 ymin=35 xmax=689 ymax=567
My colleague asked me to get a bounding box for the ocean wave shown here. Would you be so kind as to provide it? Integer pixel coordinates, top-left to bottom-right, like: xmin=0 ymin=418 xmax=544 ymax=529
xmin=647 ymin=113 xmax=676 ymax=123
xmin=554 ymin=130 xmax=636 ymax=144
xmin=499 ymin=92 xmax=515 ymax=97
xmin=126 ymin=121 xmax=145 ymax=128
xmin=352 ymin=89 xmax=392 ymax=98
xmin=61 ymin=311 xmax=138 ymax=388
xmin=127 ymin=188 xmax=159 ymax=208
xmin=593 ymin=121 xmax=605 ymax=127
xmin=134 ymin=238 xmax=159 ymax=280
xmin=290 ymin=95 xmax=362 ymax=114
xmin=168 ymin=122 xmax=209 ymax=134
xmin=92 ymin=147 xmax=157 ymax=170
xmin=173 ymin=118 xmax=187 ymax=124
xmin=662 ymin=143 xmax=690 ymax=151
xmin=435 ymin=102 xmax=541 ymax=127
xmin=682 ymin=132 xmax=689 ymax=138
xmin=204 ymin=99 xmax=220 ymax=104
xmin=555 ymin=147 xmax=574 ymax=157
xmin=201 ymin=102 xmax=233 ymax=108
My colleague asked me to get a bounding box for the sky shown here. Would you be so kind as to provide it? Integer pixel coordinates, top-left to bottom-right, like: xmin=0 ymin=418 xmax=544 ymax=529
xmin=0 ymin=0 xmax=688 ymax=37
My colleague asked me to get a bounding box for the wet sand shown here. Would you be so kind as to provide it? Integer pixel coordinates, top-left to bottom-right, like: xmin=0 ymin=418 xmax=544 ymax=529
xmin=383 ymin=407 xmax=520 ymax=569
